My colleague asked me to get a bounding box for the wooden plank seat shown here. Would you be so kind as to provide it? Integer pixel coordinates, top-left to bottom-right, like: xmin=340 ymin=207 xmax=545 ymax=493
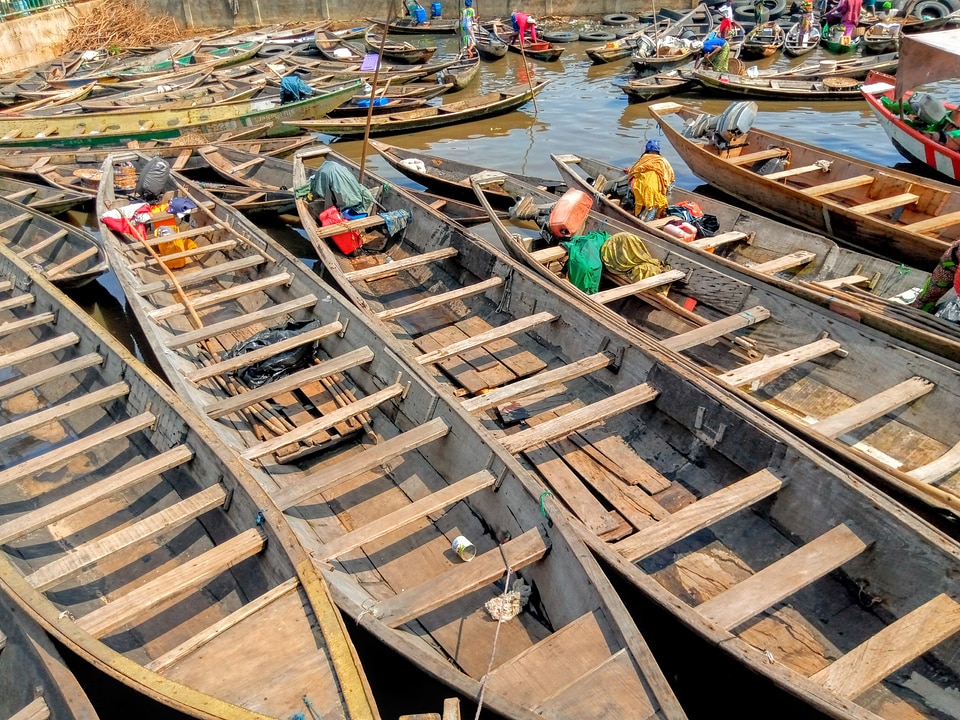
xmin=811 ymin=376 xmax=934 ymax=440
xmin=137 ymin=224 xmax=223 ymax=250
xmin=0 ymin=332 xmax=78 ymax=372
xmin=0 ymin=381 xmax=128 ymax=445
xmin=416 ymin=312 xmax=556 ymax=366
xmin=149 ymin=272 xmax=293 ymax=322
xmin=799 ymin=175 xmax=874 ymax=197
xmin=762 ymin=164 xmax=830 ymax=181
xmin=907 ymin=438 xmax=960 ymax=483
xmin=317 ymin=470 xmax=496 ymax=561
xmin=273 ymin=417 xmax=450 ymax=510
xmin=371 ymin=526 xmax=550 ymax=628
xmin=695 ymin=523 xmax=868 ymax=630
xmin=535 ymin=649 xmax=657 ymax=718
xmin=0 ymin=212 xmax=31 ymax=232
xmin=226 ymin=154 xmax=266 ymax=173
xmin=592 ymin=270 xmax=687 ymax=305
xmin=614 ymin=469 xmax=784 ymax=563
xmin=343 ymin=247 xmax=458 ymax=282
xmin=501 ymin=383 xmax=660 ymax=454
xmin=376 ymin=277 xmax=504 ymax=321
xmin=10 ymin=697 xmax=49 ymax=720
xmin=4 ymin=188 xmax=36 ymax=202
xmin=76 ymin=527 xmax=265 ymax=639
xmin=16 ymin=229 xmax=68 ymax=258
xmin=25 ymin=484 xmax=226 ymax=592
xmin=716 ymin=337 xmax=842 ymax=388
xmin=0 ymin=311 xmax=55 ymax=339
xmin=0 ymin=353 xmax=102 ymax=402
xmin=727 ymin=148 xmax=790 ymax=166
xmin=902 ymin=210 xmax=960 ymax=234
xmin=128 ymin=239 xmax=237 ymax=270
xmin=813 ymin=274 xmax=871 ymax=290
xmin=0 ymin=445 xmax=193 ymax=545
xmin=849 ymin=193 xmax=918 ymax=215
xmin=749 ymin=250 xmax=816 ymax=275
xmin=165 ymin=294 xmax=317 ymax=350
xmin=530 ymin=246 xmax=568 ymax=263
xmin=45 ymin=247 xmax=101 ymax=280
xmin=314 ymin=214 xmax=385 ymax=240
xmin=0 ymin=293 xmax=35 ymax=313
xmin=240 ymin=383 xmax=405 ymax=461
xmin=810 ymin=593 xmax=960 ymax=699
xmin=205 ymin=346 xmax=374 ymax=419
xmin=136 ymin=255 xmax=266 ymax=296
xmin=687 ymin=231 xmax=748 ymax=251
xmin=662 ymin=306 xmax=770 ymax=353
xmin=0 ymin=281 xmax=11 ymax=293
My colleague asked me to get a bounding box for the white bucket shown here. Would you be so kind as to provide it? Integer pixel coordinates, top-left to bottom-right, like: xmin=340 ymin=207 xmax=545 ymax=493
xmin=819 ymin=60 xmax=837 ymax=73
xmin=400 ymin=158 xmax=427 ymax=173
xmin=451 ymin=535 xmax=477 ymax=562
xmin=747 ymin=65 xmax=759 ymax=78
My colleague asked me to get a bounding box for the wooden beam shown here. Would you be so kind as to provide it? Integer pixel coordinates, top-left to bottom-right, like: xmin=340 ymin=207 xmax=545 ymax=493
xmin=274 ymin=418 xmax=449 ymax=510
xmin=0 ymin=353 xmax=102 ymax=402
xmin=9 ymin=697 xmax=48 ymax=720
xmin=0 ymin=293 xmax=34 ymax=312
xmin=0 ymin=212 xmax=31 ymax=232
xmin=530 ymin=246 xmax=567 ymax=263
xmin=318 ymin=471 xmax=495 ymax=561
xmin=376 ymin=277 xmax=503 ymax=321
xmin=902 ymin=209 xmax=960 ymax=234
xmin=749 ymin=251 xmax=816 ymax=275
xmin=206 ymin=347 xmax=374 ymax=419
xmin=76 ymin=527 xmax=264 ymax=639
xmin=0 ymin=311 xmax=55 ymax=339
xmin=149 ymin=272 xmax=292 ymax=321
xmin=0 ymin=382 xmax=129 ymax=445
xmin=314 ymin=214 xmax=385 ymax=240
xmin=695 ymin=524 xmax=867 ymax=630
xmin=614 ymin=470 xmax=783 ymax=562
xmin=501 ymin=384 xmax=659 ymax=454
xmin=25 ymin=484 xmax=226 ymax=592
xmin=373 ymin=526 xmax=550 ymax=628
xmin=343 ymin=247 xmax=458 ymax=282
xmin=908 ymin=439 xmax=960 ymax=483
xmin=813 ymin=274 xmax=871 ymax=290
xmin=761 ymin=164 xmax=829 ymax=181
xmin=128 ymin=239 xmax=237 ymax=270
xmin=137 ymin=255 xmax=265 ymax=296
xmin=687 ymin=231 xmax=748 ymax=251
xmin=849 ymin=193 xmax=918 ymax=215
xmin=167 ymin=295 xmax=317 ymax=350
xmin=727 ymin=148 xmax=790 ymax=166
xmin=137 ymin=224 xmax=222 ymax=250
xmin=811 ymin=594 xmax=960 ymax=698
xmin=812 ymin=376 xmax=934 ymax=439
xmin=17 ymin=229 xmax=68 ymax=259
xmin=661 ymin=306 xmax=769 ymax=352
xmin=416 ymin=312 xmax=556 ymax=366
xmin=0 ymin=332 xmax=78 ymax=371
xmin=0 ymin=445 xmax=193 ymax=545
xmin=716 ymin=338 xmax=841 ymax=388
xmin=799 ymin=175 xmax=874 ymax=197
xmin=44 ymin=247 xmax=101 ymax=280
xmin=592 ymin=270 xmax=687 ymax=305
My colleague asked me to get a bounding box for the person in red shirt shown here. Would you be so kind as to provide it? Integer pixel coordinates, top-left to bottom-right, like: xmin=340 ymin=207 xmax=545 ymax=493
xmin=511 ymin=11 xmax=538 ymax=43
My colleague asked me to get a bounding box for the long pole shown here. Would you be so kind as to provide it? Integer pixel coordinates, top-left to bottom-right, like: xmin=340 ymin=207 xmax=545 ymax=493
xmin=516 ymin=22 xmax=538 ymax=115
xmin=359 ymin=0 xmax=395 ymax=183
xmin=650 ymin=0 xmax=662 ymax=56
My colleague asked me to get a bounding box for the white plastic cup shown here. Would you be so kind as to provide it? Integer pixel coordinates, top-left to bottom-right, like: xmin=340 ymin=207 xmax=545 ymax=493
xmin=451 ymin=535 xmax=477 ymax=562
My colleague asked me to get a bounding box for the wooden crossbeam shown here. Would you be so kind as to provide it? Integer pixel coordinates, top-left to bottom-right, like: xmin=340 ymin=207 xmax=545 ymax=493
xmin=687 ymin=231 xmax=748 ymax=251
xmin=149 ymin=272 xmax=292 ymax=321
xmin=799 ymin=175 xmax=874 ymax=197
xmin=416 ymin=312 xmax=556 ymax=366
xmin=716 ymin=338 xmax=841 ymax=388
xmin=592 ymin=270 xmax=686 ymax=305
xmin=137 ymin=225 xmax=222 ymax=250
xmin=76 ymin=527 xmax=264 ymax=639
xmin=376 ymin=277 xmax=503 ymax=321
xmin=812 ymin=376 xmax=934 ymax=439
xmin=762 ymin=164 xmax=829 ymax=181
xmin=44 ymin=247 xmax=101 ymax=280
xmin=128 ymin=239 xmax=237 ymax=270
xmin=25 ymin=484 xmax=226 ymax=592
xmin=373 ymin=526 xmax=550 ymax=628
xmin=849 ymin=193 xmax=918 ymax=215
xmin=137 ymin=255 xmax=265 ymax=296
xmin=813 ymin=274 xmax=871 ymax=290
xmin=0 ymin=332 xmax=78 ymax=371
xmin=241 ymin=383 xmax=404 ymax=461
xmin=749 ymin=250 xmax=816 ymax=275
xmin=314 ymin=214 xmax=385 ymax=240
xmin=16 ymin=229 xmax=68 ymax=259
xmin=908 ymin=439 xmax=960 ymax=483
xmin=344 ymin=247 xmax=458 ymax=282
xmin=9 ymin=697 xmax=48 ymax=720
xmin=695 ymin=524 xmax=867 ymax=630
xmin=501 ymin=384 xmax=659 ymax=454
xmin=206 ymin=346 xmax=373 ymax=419
xmin=0 ymin=212 xmax=31 ymax=232
xmin=530 ymin=246 xmax=568 ymax=263
xmin=227 ymin=155 xmax=265 ymax=173
xmin=0 ymin=311 xmax=55 ymax=339
xmin=614 ymin=470 xmax=784 ymax=563
xmin=0 ymin=353 xmax=102 ymax=402
xmin=0 ymin=382 xmax=128 ymax=445
xmin=0 ymin=445 xmax=193 ymax=545
xmin=810 ymin=594 xmax=960 ymax=698
xmin=166 ymin=294 xmax=317 ymax=350
xmin=728 ymin=148 xmax=790 ymax=166
xmin=902 ymin=210 xmax=960 ymax=234
xmin=0 ymin=293 xmax=35 ymax=313
xmin=662 ymin=306 xmax=769 ymax=353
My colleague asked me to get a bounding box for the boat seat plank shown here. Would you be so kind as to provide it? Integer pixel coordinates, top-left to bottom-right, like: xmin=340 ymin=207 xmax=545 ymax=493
xmin=318 ymin=470 xmax=496 ymax=561
xmin=0 ymin=212 xmax=32 ymax=232
xmin=44 ymin=247 xmax=101 ymax=279
xmin=9 ymin=697 xmax=49 ymax=720
xmin=0 ymin=381 xmax=128 ymax=445
xmin=0 ymin=311 xmax=55 ymax=339
xmin=274 ymin=417 xmax=450 ymax=510
xmin=136 ymin=255 xmax=265 ymax=296
xmin=0 ymin=332 xmax=78 ymax=371
xmin=0 ymin=281 xmax=11 ymax=293
xmin=150 ymin=272 xmax=293 ymax=322
xmin=128 ymin=239 xmax=237 ymax=270
xmin=454 ymin=315 xmax=547 ymax=381
xmin=314 ymin=214 xmax=385 ymax=240
xmin=166 ymin=294 xmax=317 ymax=350
xmin=849 ymin=193 xmax=918 ymax=215
xmin=461 ymin=353 xmax=610 ymax=414
xmin=812 ymin=376 xmax=934 ymax=439
xmin=592 ymin=270 xmax=687 ymax=305
xmin=0 ymin=293 xmax=35 ymax=312
xmin=907 ymin=438 xmax=960 ymax=483
xmin=138 ymin=224 xmax=223 ymax=249
xmin=645 ymin=216 xmax=676 ymax=229
xmin=416 ymin=312 xmax=556 ymax=366
xmin=614 ymin=469 xmax=784 ymax=562
xmin=206 ymin=347 xmax=374 ymax=419
xmin=4 ymin=189 xmax=34 ymax=201
xmin=145 ymin=577 xmax=300 ymax=674
xmin=716 ymin=337 xmax=842 ymax=388
xmin=376 ymin=277 xmax=504 ymax=321
xmin=0 ymin=445 xmax=193 ymax=545
xmin=171 ymin=148 xmax=194 ymax=172
xmin=810 ymin=594 xmax=960 ymax=698
xmin=813 ymin=274 xmax=871 ymax=290
xmin=530 ymin=246 xmax=568 ymax=263
xmin=902 ymin=210 xmax=960 ymax=234
xmin=662 ymin=306 xmax=770 ymax=352
xmin=687 ymin=231 xmax=748 ymax=251
xmin=695 ymin=524 xmax=867 ymax=630
xmin=16 ymin=229 xmax=68 ymax=259
xmin=25 ymin=484 xmax=226 ymax=592
xmin=0 ymin=353 xmax=102 ymax=402
xmin=0 ymin=412 xmax=154 ymax=490
xmin=501 ymin=384 xmax=659 ymax=454
xmin=373 ymin=526 xmax=550 ymax=628
xmin=343 ymin=247 xmax=458 ymax=282
xmin=727 ymin=148 xmax=790 ymax=166
xmin=762 ymin=164 xmax=829 ymax=181
xmin=76 ymin=527 xmax=265 ymax=639
xmin=241 ymin=383 xmax=405 ymax=461
xmin=226 ymin=155 xmax=266 ymax=173
xmin=749 ymin=251 xmax=816 ymax=274
xmin=799 ymin=175 xmax=874 ymax=196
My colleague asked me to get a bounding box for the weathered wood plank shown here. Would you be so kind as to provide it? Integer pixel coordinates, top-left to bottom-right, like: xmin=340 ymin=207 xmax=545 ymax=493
xmin=716 ymin=338 xmax=841 ymax=388
xmin=0 ymin=332 xmax=78 ymax=371
xmin=799 ymin=175 xmax=874 ymax=196
xmin=128 ymin=239 xmax=237 ymax=270
xmin=661 ymin=306 xmax=769 ymax=352
xmin=149 ymin=273 xmax=292 ymax=321
xmin=167 ymin=294 xmax=317 ymax=350
xmin=908 ymin=438 xmax=960 ymax=483
xmin=728 ymin=148 xmax=790 ymax=165
xmin=812 ymin=376 xmax=934 ymax=439
xmin=902 ymin=210 xmax=960 ymax=234
xmin=749 ymin=251 xmax=816 ymax=275
xmin=9 ymin=697 xmax=49 ymax=720
xmin=0 ymin=381 xmax=128 ymax=445
xmin=137 ymin=255 xmax=265 ymax=296
xmin=813 ymin=274 xmax=871 ymax=290
xmin=849 ymin=193 xmax=918 ymax=215
xmin=687 ymin=231 xmax=748 ymax=251
xmin=344 ymin=247 xmax=458 ymax=282
xmin=534 ymin=650 xmax=657 ymax=719
xmin=0 ymin=293 xmax=34 ymax=313
xmin=592 ymin=270 xmax=687 ymax=305
xmin=0 ymin=311 xmax=55 ymax=339
xmin=0 ymin=353 xmax=102 ymax=402
xmin=377 ymin=277 xmax=503 ymax=321
xmin=416 ymin=312 xmax=556 ymax=366
xmin=762 ymin=164 xmax=828 ymax=181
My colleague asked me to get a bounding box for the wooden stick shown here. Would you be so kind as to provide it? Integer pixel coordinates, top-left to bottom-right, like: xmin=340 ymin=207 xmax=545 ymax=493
xmin=516 ymin=20 xmax=538 ymax=115
xmin=359 ymin=1 xmax=396 ymax=183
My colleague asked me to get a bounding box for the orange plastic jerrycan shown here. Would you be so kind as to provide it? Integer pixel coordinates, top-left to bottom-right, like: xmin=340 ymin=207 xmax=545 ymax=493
xmin=318 ymin=206 xmax=363 ymax=255
xmin=548 ymin=189 xmax=592 ymax=238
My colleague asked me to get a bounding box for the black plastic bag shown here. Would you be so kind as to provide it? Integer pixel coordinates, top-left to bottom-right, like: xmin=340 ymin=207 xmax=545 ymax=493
xmin=693 ymin=214 xmax=720 ymax=238
xmin=135 ymin=156 xmax=171 ymax=202
xmin=222 ymin=320 xmax=320 ymax=388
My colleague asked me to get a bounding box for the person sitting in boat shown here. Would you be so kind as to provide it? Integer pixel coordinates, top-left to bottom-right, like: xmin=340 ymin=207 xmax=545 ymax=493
xmin=511 ymin=11 xmax=538 ymax=43
xmin=461 ymin=0 xmax=478 ymax=56
xmin=912 ymin=240 xmax=960 ymax=313
xmin=628 ymin=139 xmax=675 ymax=222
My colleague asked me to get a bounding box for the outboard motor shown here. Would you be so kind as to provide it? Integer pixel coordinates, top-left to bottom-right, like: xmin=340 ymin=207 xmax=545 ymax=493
xmin=682 ymin=101 xmax=758 ymax=150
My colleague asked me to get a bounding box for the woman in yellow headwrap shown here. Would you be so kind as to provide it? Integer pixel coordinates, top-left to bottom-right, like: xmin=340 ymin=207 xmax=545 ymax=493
xmin=629 ymin=139 xmax=675 ymax=221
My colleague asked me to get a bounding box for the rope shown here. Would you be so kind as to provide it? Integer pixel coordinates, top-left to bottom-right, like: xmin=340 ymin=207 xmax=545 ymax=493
xmin=302 ymin=695 xmax=324 ymax=720
xmin=538 ymin=491 xmax=553 ymax=526
xmin=472 ymin=545 xmax=513 ymax=720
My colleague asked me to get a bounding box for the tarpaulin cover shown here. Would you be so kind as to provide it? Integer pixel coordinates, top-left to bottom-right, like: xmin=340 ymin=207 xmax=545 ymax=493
xmin=895 ymin=28 xmax=960 ymax=99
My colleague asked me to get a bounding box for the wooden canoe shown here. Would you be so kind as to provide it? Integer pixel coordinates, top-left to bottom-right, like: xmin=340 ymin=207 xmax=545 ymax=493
xmin=0 ymin=174 xmax=89 ymax=215
xmin=293 ymin=146 xmax=960 ymax=719
xmin=783 ymin=22 xmax=821 ymax=56
xmin=650 ymin=99 xmax=960 ymax=269
xmin=436 ymin=52 xmax=481 ymax=91
xmin=45 ymin=40 xmax=203 ymax=89
xmin=862 ymin=21 xmax=902 ymax=53
xmin=476 ymin=28 xmax=509 ymax=60
xmin=586 ymin=27 xmax=657 ymax=64
xmin=365 ymin=16 xmax=461 ymax=33
xmin=492 ymin=30 xmax=565 ymax=62
xmin=764 ymin=52 xmax=899 ymax=79
xmin=620 ymin=70 xmax=697 ymax=102
xmin=0 ymin=238 xmax=381 ymax=720
xmin=313 ymin=31 xmax=367 ymax=63
xmin=0 ymin=584 xmax=100 ymax=720
xmin=693 ymin=70 xmax=864 ymax=99
xmin=95 ymin=150 xmax=687 ymax=720
xmin=740 ymin=21 xmax=786 ymax=58
xmin=631 ymin=44 xmax=698 ymax=75
xmin=286 ymin=81 xmax=548 ymax=137
xmin=819 ymin=26 xmax=861 ymax=54
xmin=363 ymin=28 xmax=438 ymax=65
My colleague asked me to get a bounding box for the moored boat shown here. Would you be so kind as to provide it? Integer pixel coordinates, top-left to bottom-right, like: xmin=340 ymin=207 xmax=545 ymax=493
xmin=819 ymin=25 xmax=861 ymax=53
xmin=476 ymin=26 xmax=509 ymax=60
xmin=365 ymin=15 xmax=461 ymax=33
xmin=783 ymin=21 xmax=821 ymax=56
xmin=862 ymin=20 xmax=902 ymax=53
xmin=364 ymin=27 xmax=438 ymax=64
xmin=0 ymin=174 xmax=89 ymax=215
xmin=740 ymin=21 xmax=786 ymax=58
xmin=693 ymin=68 xmax=864 ymax=99
xmin=620 ymin=69 xmax=697 ymax=102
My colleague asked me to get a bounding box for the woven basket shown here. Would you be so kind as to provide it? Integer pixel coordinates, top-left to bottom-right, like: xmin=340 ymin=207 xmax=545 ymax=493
xmin=823 ymin=76 xmax=860 ymax=89
xmin=727 ymin=57 xmax=745 ymax=75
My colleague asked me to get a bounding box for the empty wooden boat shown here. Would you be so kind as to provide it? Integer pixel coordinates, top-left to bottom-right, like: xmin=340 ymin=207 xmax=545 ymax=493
xmin=436 ymin=52 xmax=481 ymax=91
xmin=585 ymin=27 xmax=656 ymax=64
xmin=693 ymin=69 xmax=864 ymax=99
xmin=631 ymin=41 xmax=698 ymax=75
xmin=365 ymin=15 xmax=461 ymax=33
xmin=0 ymin=239 xmax=381 ymax=720
xmin=783 ymin=22 xmax=821 ymax=56
xmin=764 ymin=52 xmax=899 ymax=79
xmin=862 ymin=21 xmax=902 ymax=53
xmin=0 ymin=175 xmax=88 ymax=215
xmin=95 ymin=151 xmax=687 ymax=720
xmin=740 ymin=21 xmax=786 ymax=58
xmin=620 ymin=69 xmax=696 ymax=102
xmin=363 ymin=27 xmax=437 ymax=65
xmin=291 ymin=147 xmax=960 ymax=719
xmin=476 ymin=28 xmax=509 ymax=60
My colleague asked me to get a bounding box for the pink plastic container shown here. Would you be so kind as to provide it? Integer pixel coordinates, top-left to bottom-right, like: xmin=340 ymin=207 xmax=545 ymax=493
xmin=662 ymin=220 xmax=697 ymax=243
